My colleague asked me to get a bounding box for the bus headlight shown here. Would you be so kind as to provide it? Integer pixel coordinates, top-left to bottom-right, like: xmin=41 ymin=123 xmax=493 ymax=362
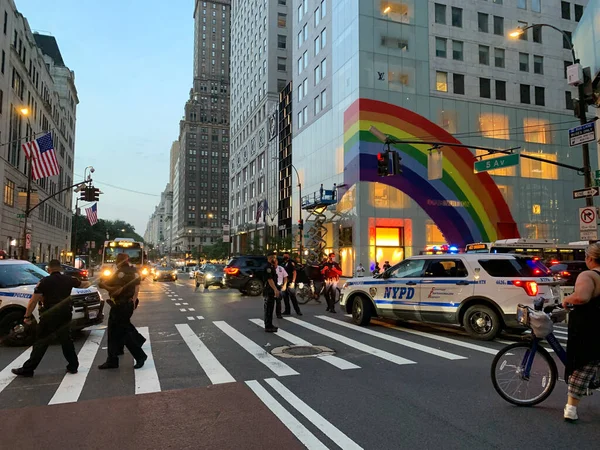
xmin=102 ymin=269 xmax=112 ymax=277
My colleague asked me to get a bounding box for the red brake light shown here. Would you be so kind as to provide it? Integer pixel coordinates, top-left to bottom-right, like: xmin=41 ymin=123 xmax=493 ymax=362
xmin=513 ymin=280 xmax=538 ymax=296
xmin=533 ymin=269 xmax=541 ymax=275
xmin=224 ymin=267 xmax=239 ymax=275
xmin=81 ymin=270 xmax=88 ymax=276
xmin=561 ymin=271 xmax=571 ymax=277
xmin=377 ymin=153 xmax=385 ymax=161
xmin=550 ymin=260 xmax=560 ymax=266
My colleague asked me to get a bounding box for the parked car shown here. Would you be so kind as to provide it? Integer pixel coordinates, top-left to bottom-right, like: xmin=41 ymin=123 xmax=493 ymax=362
xmin=549 ymin=261 xmax=587 ymax=287
xmin=196 ymin=264 xmax=225 ymax=289
xmin=223 ymin=256 xmax=284 ymax=296
xmin=35 ymin=263 xmax=89 ymax=280
xmin=153 ymin=266 xmax=178 ymax=282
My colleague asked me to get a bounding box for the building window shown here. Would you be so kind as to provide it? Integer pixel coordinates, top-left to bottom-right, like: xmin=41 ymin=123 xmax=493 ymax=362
xmin=565 ymin=91 xmax=574 ymax=110
xmin=494 ymin=48 xmax=505 ymax=68
xmin=435 ymin=37 xmax=447 ymax=58
xmin=534 ymin=86 xmax=545 ymax=106
xmin=314 ymin=95 xmax=321 ymax=114
xmin=519 ymin=53 xmax=529 ymax=72
xmin=314 ymin=36 xmax=320 ymax=56
xmin=479 ymin=45 xmax=489 ymax=65
xmin=532 ymin=25 xmax=542 ymax=43
xmin=434 ymin=3 xmax=446 ymax=24
xmin=520 ymin=84 xmax=531 ymax=104
xmin=3 ymin=180 xmax=15 ymax=206
xmin=453 ymin=74 xmax=464 ymax=95
xmin=479 ymin=113 xmax=510 ymax=139
xmin=518 ymin=21 xmax=528 ymax=40
xmin=315 ymin=7 xmax=320 ymax=26
xmin=321 ymin=58 xmax=326 ymax=78
xmin=321 ymin=89 xmax=327 ymax=109
xmin=451 ymin=7 xmax=462 ymax=27
xmin=277 ymin=57 xmax=286 ymax=71
xmin=518 ymin=0 xmax=527 ymax=9
xmin=476 ymin=150 xmax=516 ymax=176
xmin=277 ymin=34 xmax=286 ymax=49
xmin=523 ymin=117 xmax=551 ymax=144
xmin=563 ymin=31 xmax=572 ymax=49
xmin=298 ymin=57 xmax=302 ymax=75
xmin=495 ymin=80 xmax=506 ymax=101
xmin=314 ymin=65 xmax=320 ymax=84
xmin=303 ymin=106 xmax=308 ymax=124
xmin=521 ymin=151 xmax=558 ymax=180
xmin=1 ymin=50 xmax=4 ymax=74
xmin=478 ymin=13 xmax=489 ymax=33
xmin=436 ymin=71 xmax=448 ymax=92
xmin=321 ymin=0 xmax=326 ymax=18
xmin=532 ymin=0 xmax=541 ymax=12
xmin=303 ymin=51 xmax=308 ymax=68
xmin=575 ymin=4 xmax=584 ymax=22
xmin=561 ymin=1 xmax=570 ymax=20
xmin=493 ymin=16 xmax=504 ymax=36
xmin=534 ymin=55 xmax=543 ymax=74
xmin=479 ymin=78 xmax=491 ymax=98
xmin=321 ymin=28 xmax=326 ymax=48
xmin=277 ymin=13 xmax=287 ymax=27
xmin=452 ymin=40 xmax=463 ymax=60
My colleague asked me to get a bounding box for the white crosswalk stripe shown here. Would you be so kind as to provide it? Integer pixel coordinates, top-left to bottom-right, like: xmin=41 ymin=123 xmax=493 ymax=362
xmin=0 ymin=347 xmax=32 ymax=394
xmin=135 ymin=327 xmax=161 ymax=395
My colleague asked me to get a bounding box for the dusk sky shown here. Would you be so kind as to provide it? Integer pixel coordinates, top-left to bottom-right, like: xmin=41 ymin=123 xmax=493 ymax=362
xmin=18 ymin=0 xmax=194 ymax=235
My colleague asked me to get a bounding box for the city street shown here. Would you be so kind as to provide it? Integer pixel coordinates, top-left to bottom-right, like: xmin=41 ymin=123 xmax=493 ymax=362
xmin=1 ymin=278 xmax=599 ymax=449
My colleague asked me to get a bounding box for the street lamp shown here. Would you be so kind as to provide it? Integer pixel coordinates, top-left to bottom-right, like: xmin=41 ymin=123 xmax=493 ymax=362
xmin=509 ymin=23 xmax=593 ymax=207
xmin=18 ymin=107 xmax=33 ymax=260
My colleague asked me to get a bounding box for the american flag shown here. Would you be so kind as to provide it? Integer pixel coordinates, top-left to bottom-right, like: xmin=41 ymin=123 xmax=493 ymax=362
xmin=21 ymin=133 xmax=60 ymax=180
xmin=85 ymin=203 xmax=98 ymax=226
xmin=256 ymin=200 xmax=263 ymax=223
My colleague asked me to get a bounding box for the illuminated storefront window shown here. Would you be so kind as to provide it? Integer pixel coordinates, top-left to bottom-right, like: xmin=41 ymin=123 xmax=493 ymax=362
xmin=520 ymin=151 xmax=558 ymax=179
xmin=380 ymin=1 xmax=412 ymax=23
xmin=479 ymin=113 xmax=510 ymax=139
xmin=436 ymin=71 xmax=448 ymax=92
xmin=475 ymin=150 xmax=516 ymax=176
xmin=375 ymin=227 xmax=404 ymax=267
xmin=523 ymin=118 xmax=551 ymax=144
xmin=425 ymin=221 xmax=446 ymax=246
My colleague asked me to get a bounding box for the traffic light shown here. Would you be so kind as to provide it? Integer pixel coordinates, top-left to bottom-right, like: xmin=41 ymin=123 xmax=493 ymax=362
xmin=389 ymin=151 xmax=402 ymax=175
xmin=93 ymin=188 xmax=100 ymax=201
xmin=79 ymin=189 xmax=87 ymax=201
xmin=377 ymin=152 xmax=389 ymax=177
xmin=298 ymin=219 xmax=304 ymax=231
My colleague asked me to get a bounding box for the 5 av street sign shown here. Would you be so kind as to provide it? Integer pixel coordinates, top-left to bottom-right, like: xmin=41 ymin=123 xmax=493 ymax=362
xmin=573 ymin=187 xmax=600 ymax=199
xmin=474 ymin=153 xmax=519 ymax=173
xmin=569 ymin=122 xmax=596 ymax=147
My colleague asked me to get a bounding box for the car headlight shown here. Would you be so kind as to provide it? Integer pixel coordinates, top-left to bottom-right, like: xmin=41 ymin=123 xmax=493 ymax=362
xmin=142 ymin=268 xmax=149 ymax=275
xmin=172 ymin=270 xmax=177 ymax=275
xmin=342 ymin=282 xmax=349 ymax=290
xmin=103 ymin=269 xmax=112 ymax=277
xmin=206 ymin=274 xmax=214 ymax=279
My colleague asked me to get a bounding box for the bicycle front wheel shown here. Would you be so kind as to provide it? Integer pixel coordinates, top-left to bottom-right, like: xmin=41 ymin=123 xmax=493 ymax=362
xmin=296 ymin=288 xmax=310 ymax=305
xmin=491 ymin=342 xmax=557 ymax=407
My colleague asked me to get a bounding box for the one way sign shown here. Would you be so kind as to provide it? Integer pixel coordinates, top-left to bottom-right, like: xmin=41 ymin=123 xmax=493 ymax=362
xmin=573 ymin=187 xmax=600 ymax=199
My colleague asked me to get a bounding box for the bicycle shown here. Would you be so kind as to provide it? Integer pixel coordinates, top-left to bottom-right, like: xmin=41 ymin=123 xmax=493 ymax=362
xmin=491 ymin=298 xmax=600 ymax=406
xmin=296 ymin=280 xmax=340 ymax=305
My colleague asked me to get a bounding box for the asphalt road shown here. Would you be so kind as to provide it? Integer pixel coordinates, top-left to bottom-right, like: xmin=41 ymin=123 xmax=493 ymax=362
xmin=1 ymin=277 xmax=599 ymax=449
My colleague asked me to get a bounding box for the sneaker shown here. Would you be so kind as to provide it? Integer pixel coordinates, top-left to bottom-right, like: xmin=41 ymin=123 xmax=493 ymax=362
xmin=265 ymin=326 xmax=278 ymax=333
xmin=134 ymin=355 xmax=148 ymax=369
xmin=564 ymin=405 xmax=578 ymax=422
xmin=66 ymin=367 xmax=78 ymax=374
xmin=11 ymin=367 xmax=33 ymax=377
xmin=296 ymin=311 xmax=303 ymax=316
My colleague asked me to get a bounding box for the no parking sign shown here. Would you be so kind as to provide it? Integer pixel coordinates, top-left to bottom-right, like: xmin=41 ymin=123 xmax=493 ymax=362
xmin=579 ymin=207 xmax=598 ymax=241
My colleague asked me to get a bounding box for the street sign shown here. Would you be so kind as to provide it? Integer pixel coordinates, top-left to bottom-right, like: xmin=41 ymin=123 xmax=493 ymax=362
xmin=25 ymin=234 xmax=31 ymax=250
xmin=595 ymin=169 xmax=600 ymax=179
xmin=573 ymin=187 xmax=600 ymax=199
xmin=16 ymin=214 xmax=25 ymax=218
xmin=579 ymin=207 xmax=598 ymax=241
xmin=569 ymin=122 xmax=596 ymax=147
xmin=474 ymin=153 xmax=519 ymax=173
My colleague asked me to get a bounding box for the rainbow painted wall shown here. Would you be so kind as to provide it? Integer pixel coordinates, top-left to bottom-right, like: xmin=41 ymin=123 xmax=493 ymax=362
xmin=343 ymin=99 xmax=520 ymax=247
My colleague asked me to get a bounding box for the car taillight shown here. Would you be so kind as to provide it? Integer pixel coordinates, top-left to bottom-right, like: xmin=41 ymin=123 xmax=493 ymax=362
xmin=561 ymin=271 xmax=571 ymax=277
xmin=224 ymin=267 xmax=239 ymax=275
xmin=513 ymin=280 xmax=538 ymax=296
xmin=81 ymin=270 xmax=88 ymax=276
xmin=550 ymin=260 xmax=560 ymax=266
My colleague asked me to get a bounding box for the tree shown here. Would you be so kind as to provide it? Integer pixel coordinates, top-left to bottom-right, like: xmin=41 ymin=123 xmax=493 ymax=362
xmin=197 ymin=239 xmax=230 ymax=261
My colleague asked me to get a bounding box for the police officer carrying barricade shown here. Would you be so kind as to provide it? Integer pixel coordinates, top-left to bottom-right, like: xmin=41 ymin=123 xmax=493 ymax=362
xmin=321 ymin=252 xmax=342 ymax=313
xmin=281 ymin=252 xmax=302 ymax=316
xmin=263 ymin=252 xmax=281 ymax=332
xmin=98 ymin=253 xmax=147 ymax=369
xmin=12 ymin=259 xmax=92 ymax=377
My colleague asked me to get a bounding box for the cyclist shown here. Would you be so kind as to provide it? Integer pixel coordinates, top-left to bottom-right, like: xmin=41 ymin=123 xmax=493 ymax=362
xmin=561 ymin=242 xmax=600 ymax=422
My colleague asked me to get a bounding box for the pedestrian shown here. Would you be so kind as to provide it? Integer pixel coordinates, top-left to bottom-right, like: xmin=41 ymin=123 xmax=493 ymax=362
xmin=263 ymin=252 xmax=281 ymax=332
xmin=383 ymin=261 xmax=391 ymax=272
xmin=97 ymin=253 xmax=147 ymax=370
xmin=282 ymin=252 xmax=302 ymax=316
xmin=561 ymin=242 xmax=600 ymax=422
xmin=332 ymin=183 xmax=337 ymax=200
xmin=373 ymin=262 xmax=381 ymax=276
xmin=321 ymin=253 xmax=342 ymax=313
xmin=12 ymin=259 xmax=92 ymax=377
xmin=356 ymin=262 xmax=366 ymax=278
xmin=274 ymin=256 xmax=289 ymax=319
xmin=319 ymin=183 xmax=324 ymax=200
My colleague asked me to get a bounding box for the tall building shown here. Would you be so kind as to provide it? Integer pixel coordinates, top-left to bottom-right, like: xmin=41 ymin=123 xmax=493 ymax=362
xmin=143 ymin=184 xmax=172 ymax=254
xmin=229 ymin=0 xmax=293 ymax=253
xmin=292 ymin=0 xmax=593 ymax=275
xmin=0 ymin=0 xmax=78 ymax=262
xmin=172 ymin=0 xmax=231 ymax=259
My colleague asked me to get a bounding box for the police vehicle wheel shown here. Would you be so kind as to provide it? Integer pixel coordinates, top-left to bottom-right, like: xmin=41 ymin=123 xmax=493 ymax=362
xmin=0 ymin=311 xmax=34 ymax=346
xmin=247 ymin=280 xmax=263 ymax=297
xmin=352 ymin=295 xmax=372 ymax=326
xmin=463 ymin=304 xmax=501 ymax=341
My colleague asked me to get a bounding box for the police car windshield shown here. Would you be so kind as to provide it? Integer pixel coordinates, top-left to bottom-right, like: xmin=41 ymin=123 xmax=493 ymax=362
xmin=0 ymin=263 xmax=48 ymax=288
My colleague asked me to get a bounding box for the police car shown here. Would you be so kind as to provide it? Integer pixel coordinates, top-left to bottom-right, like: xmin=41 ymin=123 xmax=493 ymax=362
xmin=0 ymin=260 xmax=104 ymax=346
xmin=340 ymin=254 xmax=561 ymax=340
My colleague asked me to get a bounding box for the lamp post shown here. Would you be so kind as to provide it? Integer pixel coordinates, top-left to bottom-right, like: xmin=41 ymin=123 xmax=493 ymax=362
xmin=18 ymin=107 xmax=32 ymax=260
xmin=510 ymin=24 xmax=593 ymax=208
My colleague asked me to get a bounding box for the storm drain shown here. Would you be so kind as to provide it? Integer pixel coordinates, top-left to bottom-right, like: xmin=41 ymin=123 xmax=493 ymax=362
xmin=271 ymin=345 xmax=335 ymax=359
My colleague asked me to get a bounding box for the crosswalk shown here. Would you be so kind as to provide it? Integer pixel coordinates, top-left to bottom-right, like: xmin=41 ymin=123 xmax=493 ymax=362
xmin=0 ymin=313 xmax=570 ymax=410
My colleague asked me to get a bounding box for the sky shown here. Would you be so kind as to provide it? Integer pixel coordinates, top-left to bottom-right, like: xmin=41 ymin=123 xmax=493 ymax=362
xmin=18 ymin=0 xmax=194 ymax=235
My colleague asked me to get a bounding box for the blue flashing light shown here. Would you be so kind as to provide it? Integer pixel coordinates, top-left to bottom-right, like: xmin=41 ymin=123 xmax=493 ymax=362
xmin=449 ymin=246 xmax=458 ymax=252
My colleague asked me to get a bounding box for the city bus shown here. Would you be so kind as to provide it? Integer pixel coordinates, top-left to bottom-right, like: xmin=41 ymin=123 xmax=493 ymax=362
xmin=465 ymin=239 xmax=587 ymax=263
xmin=101 ymin=238 xmax=148 ymax=278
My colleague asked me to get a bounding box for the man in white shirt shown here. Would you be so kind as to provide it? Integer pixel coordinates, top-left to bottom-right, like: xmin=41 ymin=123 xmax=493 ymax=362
xmin=356 ymin=263 xmax=366 ymax=277
xmin=274 ymin=259 xmax=288 ymax=319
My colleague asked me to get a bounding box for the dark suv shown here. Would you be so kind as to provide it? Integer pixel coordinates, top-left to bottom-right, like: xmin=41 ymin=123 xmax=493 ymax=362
xmin=549 ymin=261 xmax=587 ymax=286
xmin=224 ymin=256 xmax=283 ymax=296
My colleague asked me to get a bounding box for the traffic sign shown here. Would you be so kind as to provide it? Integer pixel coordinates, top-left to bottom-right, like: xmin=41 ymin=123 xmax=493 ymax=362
xmin=573 ymin=187 xmax=600 ymax=199
xmin=579 ymin=207 xmax=598 ymax=241
xmin=569 ymin=122 xmax=596 ymax=147
xmin=16 ymin=213 xmax=25 ymax=218
xmin=474 ymin=153 xmax=519 ymax=173
xmin=595 ymin=169 xmax=600 ymax=179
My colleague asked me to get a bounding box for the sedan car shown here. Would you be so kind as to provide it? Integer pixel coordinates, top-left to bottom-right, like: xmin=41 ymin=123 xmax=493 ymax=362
xmin=195 ymin=264 xmax=225 ymax=289
xmin=153 ymin=266 xmax=178 ymax=282
xmin=35 ymin=263 xmax=89 ymax=280
xmin=549 ymin=261 xmax=587 ymax=287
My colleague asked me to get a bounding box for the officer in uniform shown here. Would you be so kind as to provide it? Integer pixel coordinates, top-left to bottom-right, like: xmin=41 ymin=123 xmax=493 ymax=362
xmin=98 ymin=253 xmax=147 ymax=369
xmin=282 ymin=252 xmax=302 ymax=316
xmin=263 ymin=252 xmax=280 ymax=333
xmin=12 ymin=259 xmax=91 ymax=377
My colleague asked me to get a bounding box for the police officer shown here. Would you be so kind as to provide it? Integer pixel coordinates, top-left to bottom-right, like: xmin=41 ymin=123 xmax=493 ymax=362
xmin=321 ymin=253 xmax=342 ymax=313
xmin=98 ymin=253 xmax=147 ymax=369
xmin=12 ymin=259 xmax=91 ymax=377
xmin=282 ymin=252 xmax=302 ymax=316
xmin=263 ymin=252 xmax=280 ymax=332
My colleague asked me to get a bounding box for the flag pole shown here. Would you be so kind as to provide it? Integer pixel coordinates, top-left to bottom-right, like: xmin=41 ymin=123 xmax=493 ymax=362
xmin=20 ymin=161 xmax=32 ymax=260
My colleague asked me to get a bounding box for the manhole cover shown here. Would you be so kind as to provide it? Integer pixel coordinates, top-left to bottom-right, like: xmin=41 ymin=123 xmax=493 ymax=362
xmin=271 ymin=345 xmax=335 ymax=359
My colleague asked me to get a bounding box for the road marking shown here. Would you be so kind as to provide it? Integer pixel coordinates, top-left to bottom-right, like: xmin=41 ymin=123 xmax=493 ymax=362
xmin=245 ymin=380 xmax=328 ymax=450
xmin=197 ymin=316 xmax=204 ymax=320
xmin=175 ymin=303 xmax=181 ymax=306
xmin=249 ymin=319 xmax=360 ymax=370
xmin=135 ymin=327 xmax=161 ymax=395
xmin=187 ymin=316 xmax=195 ymax=321
xmin=179 ymin=308 xmax=187 ymax=312
xmin=182 ymin=303 xmax=189 ymax=305
xmin=175 ymin=324 xmax=235 ymax=384
xmin=0 ymin=347 xmax=32 ymax=394
xmin=49 ymin=329 xmax=105 ymax=405
xmin=371 ymin=320 xmax=499 ymax=355
xmin=284 ymin=318 xmax=415 ymax=366
xmin=188 ymin=308 xmax=196 ymax=311
xmin=265 ymin=378 xmax=363 ymax=450
xmin=214 ymin=321 xmax=299 ymax=377
xmin=317 ymin=316 xmax=466 ymax=361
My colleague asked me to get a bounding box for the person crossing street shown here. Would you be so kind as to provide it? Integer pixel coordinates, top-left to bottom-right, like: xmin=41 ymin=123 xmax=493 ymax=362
xmin=263 ymin=252 xmax=281 ymax=332
xmin=321 ymin=253 xmax=342 ymax=313
xmin=281 ymin=252 xmax=302 ymax=316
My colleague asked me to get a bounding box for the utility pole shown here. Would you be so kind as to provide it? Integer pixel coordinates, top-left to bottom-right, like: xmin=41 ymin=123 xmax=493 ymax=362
xmin=577 ymin=80 xmax=594 ymax=208
xmin=20 ymin=162 xmax=32 ymax=260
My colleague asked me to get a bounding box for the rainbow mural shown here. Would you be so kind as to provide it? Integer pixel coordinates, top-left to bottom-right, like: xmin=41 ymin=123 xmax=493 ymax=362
xmin=343 ymin=99 xmax=519 ymax=247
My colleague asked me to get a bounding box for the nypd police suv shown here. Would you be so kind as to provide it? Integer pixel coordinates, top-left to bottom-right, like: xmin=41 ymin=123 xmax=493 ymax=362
xmin=0 ymin=260 xmax=104 ymax=346
xmin=340 ymin=254 xmax=561 ymax=340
